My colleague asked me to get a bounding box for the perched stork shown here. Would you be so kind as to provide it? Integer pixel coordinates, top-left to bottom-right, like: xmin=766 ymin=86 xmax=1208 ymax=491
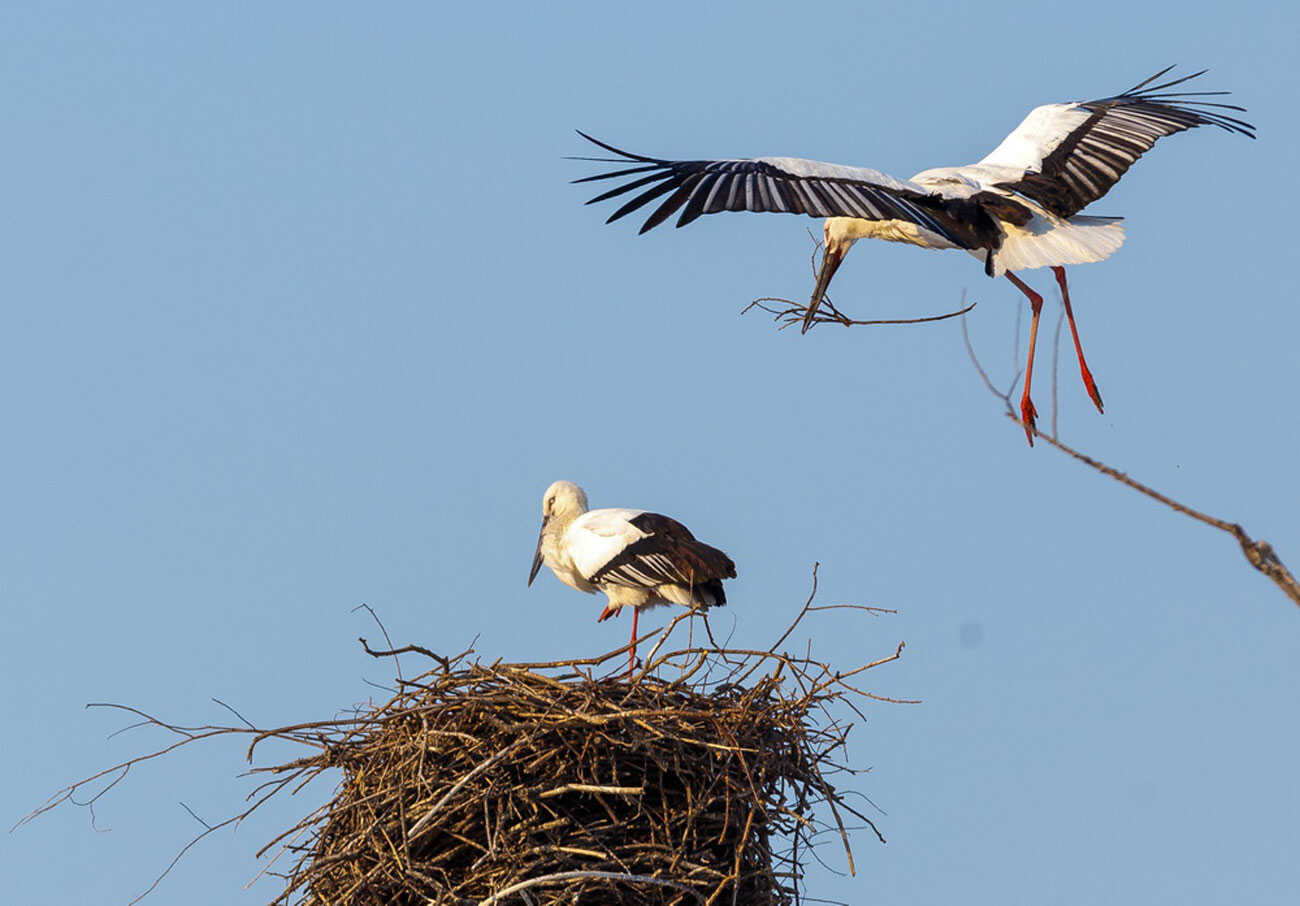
xmin=573 ymin=67 xmax=1254 ymax=444
xmin=527 ymin=480 xmax=736 ymax=672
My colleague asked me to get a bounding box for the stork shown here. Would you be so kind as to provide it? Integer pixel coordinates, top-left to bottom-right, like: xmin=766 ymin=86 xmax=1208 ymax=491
xmin=527 ymin=481 xmax=736 ymax=673
xmin=573 ymin=67 xmax=1254 ymax=444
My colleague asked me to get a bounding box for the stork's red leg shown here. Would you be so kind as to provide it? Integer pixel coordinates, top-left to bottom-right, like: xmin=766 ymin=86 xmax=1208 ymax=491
xmin=1005 ymin=272 xmax=1044 ymax=446
xmin=1051 ymin=266 xmax=1104 ymax=414
xmin=628 ymin=607 xmax=639 ymax=676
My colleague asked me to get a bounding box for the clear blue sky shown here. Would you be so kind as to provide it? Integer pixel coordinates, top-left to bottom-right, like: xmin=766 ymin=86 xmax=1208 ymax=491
xmin=3 ymin=3 xmax=1296 ymax=903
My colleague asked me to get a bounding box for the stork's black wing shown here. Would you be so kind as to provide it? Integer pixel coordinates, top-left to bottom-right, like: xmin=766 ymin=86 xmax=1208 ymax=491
xmin=983 ymin=66 xmax=1255 ymax=218
xmin=572 ymin=132 xmax=958 ymax=241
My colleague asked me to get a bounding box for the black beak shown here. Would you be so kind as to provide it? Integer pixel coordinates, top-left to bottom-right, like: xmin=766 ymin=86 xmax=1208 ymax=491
xmin=802 ymin=243 xmax=846 ymax=334
xmin=527 ymin=517 xmax=547 ymax=586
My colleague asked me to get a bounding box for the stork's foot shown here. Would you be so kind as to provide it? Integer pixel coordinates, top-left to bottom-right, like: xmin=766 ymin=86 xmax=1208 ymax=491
xmin=597 ymin=604 xmax=621 ymax=623
xmin=1081 ymin=367 xmax=1104 ymax=414
xmin=1020 ymin=396 xmax=1038 ymax=446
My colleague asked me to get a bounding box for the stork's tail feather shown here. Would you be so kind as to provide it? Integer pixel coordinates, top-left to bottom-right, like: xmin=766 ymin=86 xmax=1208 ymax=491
xmin=987 ymin=216 xmax=1127 ymax=276
xmin=699 ymin=577 xmax=727 ymax=608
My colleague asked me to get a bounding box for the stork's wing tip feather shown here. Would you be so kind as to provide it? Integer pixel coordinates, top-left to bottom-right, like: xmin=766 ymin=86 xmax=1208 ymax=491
xmin=1124 ymin=63 xmax=1178 ymax=94
xmin=573 ymin=130 xmax=664 ymax=164
xmin=1109 ymin=65 xmax=1257 ymax=138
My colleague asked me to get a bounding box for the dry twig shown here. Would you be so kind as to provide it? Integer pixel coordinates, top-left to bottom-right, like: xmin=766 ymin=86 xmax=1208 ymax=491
xmin=961 ymin=313 xmax=1300 ymax=608
xmin=743 ymin=295 xmax=976 ymax=332
xmin=741 ymin=237 xmax=976 ymax=332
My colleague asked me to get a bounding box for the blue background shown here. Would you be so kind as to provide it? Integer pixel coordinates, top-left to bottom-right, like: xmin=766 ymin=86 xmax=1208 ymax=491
xmin=3 ymin=3 xmax=1295 ymax=903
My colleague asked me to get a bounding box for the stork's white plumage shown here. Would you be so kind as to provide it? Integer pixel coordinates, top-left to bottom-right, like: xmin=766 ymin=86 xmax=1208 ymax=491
xmin=527 ymin=481 xmax=736 ymax=672
xmin=574 ymin=67 xmax=1255 ymax=444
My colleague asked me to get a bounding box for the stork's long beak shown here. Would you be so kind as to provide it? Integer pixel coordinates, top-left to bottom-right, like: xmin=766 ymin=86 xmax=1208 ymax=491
xmin=802 ymin=242 xmax=846 ymax=334
xmin=527 ymin=517 xmax=547 ymax=586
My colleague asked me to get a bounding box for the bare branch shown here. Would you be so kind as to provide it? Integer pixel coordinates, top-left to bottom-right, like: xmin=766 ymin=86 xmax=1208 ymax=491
xmin=1023 ymin=421 xmax=1300 ymax=606
xmin=744 ymin=295 xmax=976 ymax=332
xmin=963 ymin=309 xmax=1300 ymax=608
xmin=741 ymin=233 xmax=977 ymax=332
xmin=358 ymin=638 xmax=449 ymax=670
xmin=352 ymin=603 xmax=404 ymax=681
xmin=211 ymin=698 xmax=255 ymax=730
xmin=1050 ymin=295 xmax=1065 ymax=437
xmin=179 ymin=801 xmax=212 ymax=830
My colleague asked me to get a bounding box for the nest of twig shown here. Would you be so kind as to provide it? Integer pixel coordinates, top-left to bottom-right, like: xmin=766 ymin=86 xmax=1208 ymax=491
xmin=20 ymin=573 xmax=910 ymax=905
xmin=310 ymin=662 xmax=804 ymax=903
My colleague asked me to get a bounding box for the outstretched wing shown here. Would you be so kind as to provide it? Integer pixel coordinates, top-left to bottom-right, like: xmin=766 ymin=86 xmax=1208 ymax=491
xmin=587 ymin=512 xmax=735 ymax=590
xmin=572 ymin=131 xmax=957 ymax=240
xmin=982 ymin=66 xmax=1255 ymax=218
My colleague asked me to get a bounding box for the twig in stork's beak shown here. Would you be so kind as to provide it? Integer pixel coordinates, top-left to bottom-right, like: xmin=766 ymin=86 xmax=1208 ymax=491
xmin=527 ymin=516 xmax=547 ymax=586
xmin=802 ymin=242 xmax=846 ymax=334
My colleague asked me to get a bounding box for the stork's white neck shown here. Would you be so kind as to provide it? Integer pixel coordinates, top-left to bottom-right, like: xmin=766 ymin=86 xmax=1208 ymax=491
xmin=826 ymin=216 xmax=957 ymax=251
xmin=539 ymin=510 xmax=593 ymax=593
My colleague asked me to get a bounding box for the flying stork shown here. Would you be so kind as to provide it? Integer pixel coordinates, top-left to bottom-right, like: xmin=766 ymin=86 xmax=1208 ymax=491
xmin=573 ymin=67 xmax=1254 ymax=444
xmin=527 ymin=480 xmax=736 ymax=672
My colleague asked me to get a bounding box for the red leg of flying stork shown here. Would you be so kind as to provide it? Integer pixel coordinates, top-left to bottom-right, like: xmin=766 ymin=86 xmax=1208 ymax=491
xmin=1050 ymin=266 xmax=1104 ymax=414
xmin=1005 ymin=272 xmax=1044 ymax=446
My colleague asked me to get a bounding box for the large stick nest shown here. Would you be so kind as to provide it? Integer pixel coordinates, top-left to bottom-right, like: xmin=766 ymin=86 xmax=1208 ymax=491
xmin=20 ymin=574 xmax=910 ymax=905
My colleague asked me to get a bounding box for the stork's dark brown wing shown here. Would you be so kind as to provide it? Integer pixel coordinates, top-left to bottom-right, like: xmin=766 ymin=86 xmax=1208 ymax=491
xmin=590 ymin=512 xmax=735 ymax=599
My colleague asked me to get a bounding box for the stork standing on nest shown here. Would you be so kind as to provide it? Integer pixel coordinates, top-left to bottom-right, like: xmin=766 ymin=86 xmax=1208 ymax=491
xmin=573 ymin=66 xmax=1254 ymax=445
xmin=527 ymin=481 xmax=736 ymax=673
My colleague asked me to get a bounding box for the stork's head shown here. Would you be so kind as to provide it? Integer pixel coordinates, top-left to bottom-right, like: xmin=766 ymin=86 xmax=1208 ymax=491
xmin=803 ymin=218 xmax=861 ymax=334
xmin=529 ymin=480 xmax=589 ymax=586
xmin=542 ymin=480 xmax=588 ymax=519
